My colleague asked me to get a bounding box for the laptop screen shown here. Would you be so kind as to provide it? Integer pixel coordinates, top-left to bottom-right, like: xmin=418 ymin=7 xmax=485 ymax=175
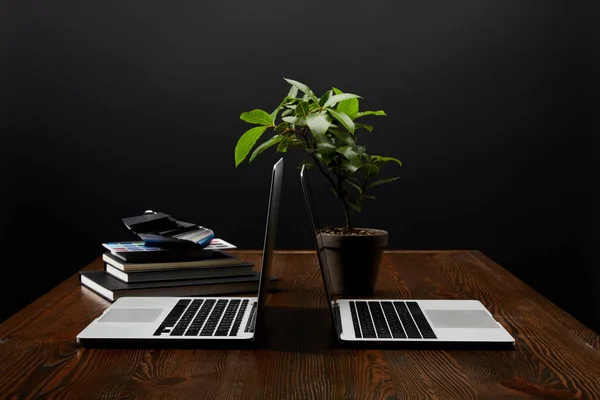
xmin=253 ymin=158 xmax=284 ymax=334
xmin=299 ymin=165 xmax=338 ymax=315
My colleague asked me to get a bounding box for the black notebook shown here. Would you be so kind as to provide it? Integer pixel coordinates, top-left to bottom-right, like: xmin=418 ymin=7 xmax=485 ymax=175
xmin=104 ymin=262 xmax=256 ymax=283
xmin=102 ymin=251 xmax=248 ymax=272
xmin=80 ymin=270 xmax=280 ymax=302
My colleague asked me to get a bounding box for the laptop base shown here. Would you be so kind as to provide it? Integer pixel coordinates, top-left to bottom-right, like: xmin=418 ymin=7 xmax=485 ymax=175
xmin=76 ymin=337 xmax=256 ymax=349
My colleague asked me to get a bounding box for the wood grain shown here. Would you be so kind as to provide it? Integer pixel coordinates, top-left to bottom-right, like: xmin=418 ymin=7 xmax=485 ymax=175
xmin=0 ymin=250 xmax=598 ymax=399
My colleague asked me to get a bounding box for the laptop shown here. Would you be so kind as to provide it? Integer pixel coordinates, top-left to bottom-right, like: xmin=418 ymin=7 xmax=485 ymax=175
xmin=76 ymin=158 xmax=284 ymax=346
xmin=299 ymin=165 xmax=515 ymax=347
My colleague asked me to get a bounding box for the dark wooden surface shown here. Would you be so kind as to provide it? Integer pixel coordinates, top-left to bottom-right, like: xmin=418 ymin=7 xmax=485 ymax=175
xmin=1 ymin=250 xmax=599 ymax=399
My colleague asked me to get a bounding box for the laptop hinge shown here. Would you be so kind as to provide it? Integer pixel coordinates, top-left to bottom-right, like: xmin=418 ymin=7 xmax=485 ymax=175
xmin=244 ymin=302 xmax=258 ymax=333
xmin=333 ymin=302 xmax=343 ymax=336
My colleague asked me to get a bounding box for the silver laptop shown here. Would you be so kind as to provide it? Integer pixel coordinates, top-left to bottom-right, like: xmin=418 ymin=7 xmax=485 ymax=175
xmin=300 ymin=165 xmax=515 ymax=347
xmin=76 ymin=158 xmax=284 ymax=345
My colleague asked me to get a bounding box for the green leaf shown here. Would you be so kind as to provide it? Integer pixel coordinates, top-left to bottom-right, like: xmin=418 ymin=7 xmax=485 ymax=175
xmin=240 ymin=109 xmax=274 ymax=126
xmin=367 ymin=177 xmax=399 ymax=189
xmin=282 ymin=116 xmax=306 ymax=126
xmin=371 ymin=155 xmax=403 ymax=167
xmin=270 ymin=108 xmax=280 ymax=121
xmin=314 ymin=135 xmax=336 ymax=164
xmin=347 ymin=181 xmax=362 ymax=194
xmin=274 ymin=122 xmax=290 ymax=132
xmin=327 ymin=108 xmax=355 ymax=134
xmin=360 ymin=163 xmax=380 ymax=177
xmin=235 ymin=126 xmax=268 ymax=166
xmin=337 ymin=98 xmax=359 ymax=119
xmin=330 ymin=129 xmax=355 ymax=146
xmin=277 ymin=140 xmax=289 ymax=153
xmin=286 ymin=137 xmax=306 ymax=148
xmin=332 ymin=87 xmax=343 ymax=95
xmin=270 ymin=98 xmax=287 ymax=121
xmin=249 ymin=135 xmax=283 ymax=162
xmin=357 ymin=145 xmax=366 ymax=157
xmin=284 ymin=78 xmax=311 ymax=94
xmin=287 ymin=85 xmax=299 ymax=98
xmin=296 ymin=101 xmax=310 ymax=117
xmin=336 ymin=145 xmax=361 ymax=165
xmin=323 ymin=93 xmax=361 ymax=108
xmin=355 ymin=110 xmax=386 ymax=118
xmin=281 ymin=108 xmax=293 ymax=117
xmin=355 ymin=123 xmax=374 ymax=132
xmin=347 ymin=198 xmax=363 ymax=212
xmin=319 ymin=90 xmax=333 ymax=107
xmin=341 ymin=159 xmax=359 ymax=174
xmin=284 ymin=78 xmax=318 ymax=103
xmin=270 ymin=96 xmax=300 ymax=120
xmin=306 ymin=113 xmax=331 ymax=135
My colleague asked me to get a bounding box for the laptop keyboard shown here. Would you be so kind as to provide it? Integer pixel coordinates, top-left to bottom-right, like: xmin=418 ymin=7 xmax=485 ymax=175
xmin=153 ymin=298 xmax=250 ymax=337
xmin=349 ymin=301 xmax=437 ymax=339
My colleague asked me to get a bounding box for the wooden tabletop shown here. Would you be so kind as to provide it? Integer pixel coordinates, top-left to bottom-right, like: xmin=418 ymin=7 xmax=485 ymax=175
xmin=0 ymin=250 xmax=599 ymax=399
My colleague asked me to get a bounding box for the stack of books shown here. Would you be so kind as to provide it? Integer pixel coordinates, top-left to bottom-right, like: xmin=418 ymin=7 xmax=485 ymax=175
xmin=79 ymin=239 xmax=273 ymax=301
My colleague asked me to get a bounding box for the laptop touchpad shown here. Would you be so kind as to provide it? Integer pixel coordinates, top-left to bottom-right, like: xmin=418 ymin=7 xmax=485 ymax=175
xmin=425 ymin=310 xmax=499 ymax=329
xmin=99 ymin=308 xmax=163 ymax=323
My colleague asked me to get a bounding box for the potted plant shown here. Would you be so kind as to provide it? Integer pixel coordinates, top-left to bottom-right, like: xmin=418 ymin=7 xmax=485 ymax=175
xmin=234 ymin=78 xmax=402 ymax=296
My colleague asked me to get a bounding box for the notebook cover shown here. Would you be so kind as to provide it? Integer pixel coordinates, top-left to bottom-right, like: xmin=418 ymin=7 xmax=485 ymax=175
xmin=80 ymin=270 xmax=260 ymax=291
xmin=104 ymin=262 xmax=256 ymax=283
xmin=79 ymin=271 xmax=280 ymax=301
xmin=102 ymin=241 xmax=214 ymax=262
xmin=102 ymin=251 xmax=247 ymax=272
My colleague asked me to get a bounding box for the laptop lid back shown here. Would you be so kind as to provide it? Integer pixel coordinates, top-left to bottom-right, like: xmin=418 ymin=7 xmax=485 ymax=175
xmin=252 ymin=158 xmax=284 ymax=338
xmin=299 ymin=165 xmax=339 ymax=326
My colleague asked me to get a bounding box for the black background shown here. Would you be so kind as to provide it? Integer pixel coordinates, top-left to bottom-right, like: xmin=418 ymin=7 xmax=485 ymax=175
xmin=2 ymin=0 xmax=597 ymax=331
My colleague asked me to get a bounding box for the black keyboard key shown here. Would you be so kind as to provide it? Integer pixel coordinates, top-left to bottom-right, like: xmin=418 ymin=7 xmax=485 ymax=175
xmin=200 ymin=299 xmax=228 ymax=336
xmin=349 ymin=302 xmax=362 ymax=338
xmin=170 ymin=299 xmax=212 ymax=337
xmin=215 ymin=300 xmax=241 ymax=336
xmin=355 ymin=301 xmax=376 ymax=338
xmin=381 ymin=302 xmax=406 ymax=338
xmin=394 ymin=301 xmax=421 ymax=339
xmin=368 ymin=302 xmax=391 ymax=338
xmin=164 ymin=300 xmax=190 ymax=323
xmin=407 ymin=302 xmax=437 ymax=339
xmin=230 ymin=299 xmax=249 ymax=336
xmin=172 ymin=299 xmax=191 ymax=309
xmin=154 ymin=300 xmax=191 ymax=336
xmin=169 ymin=328 xmax=186 ymax=336
xmin=163 ymin=300 xmax=191 ymax=324
xmin=184 ymin=300 xmax=215 ymax=336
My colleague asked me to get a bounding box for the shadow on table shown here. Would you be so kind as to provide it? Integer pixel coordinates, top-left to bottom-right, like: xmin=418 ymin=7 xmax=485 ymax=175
xmin=254 ymin=305 xmax=337 ymax=352
xmin=76 ymin=305 xmax=337 ymax=352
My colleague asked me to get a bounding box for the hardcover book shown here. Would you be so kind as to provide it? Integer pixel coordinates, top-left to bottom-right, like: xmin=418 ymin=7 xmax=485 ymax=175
xmin=104 ymin=262 xmax=256 ymax=283
xmin=102 ymin=251 xmax=248 ymax=272
xmin=79 ymin=270 xmax=278 ymax=302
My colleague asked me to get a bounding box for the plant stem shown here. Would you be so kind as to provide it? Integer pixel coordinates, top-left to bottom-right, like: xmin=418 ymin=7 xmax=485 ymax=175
xmin=335 ymin=173 xmax=353 ymax=230
xmin=300 ymin=126 xmax=352 ymax=230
